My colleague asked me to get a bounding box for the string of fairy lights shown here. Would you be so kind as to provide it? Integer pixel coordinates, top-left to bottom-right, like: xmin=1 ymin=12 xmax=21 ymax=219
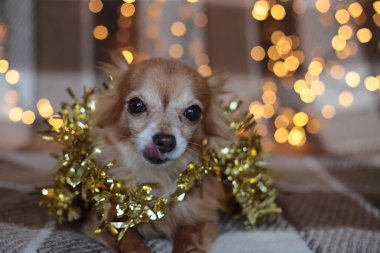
xmin=1 ymin=0 xmax=379 ymax=150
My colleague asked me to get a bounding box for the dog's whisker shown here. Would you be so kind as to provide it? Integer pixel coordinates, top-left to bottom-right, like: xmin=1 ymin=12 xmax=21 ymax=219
xmin=188 ymin=141 xmax=202 ymax=148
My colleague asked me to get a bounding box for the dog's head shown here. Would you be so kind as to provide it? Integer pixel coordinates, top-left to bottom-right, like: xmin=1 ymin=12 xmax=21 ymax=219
xmin=95 ymin=58 xmax=229 ymax=167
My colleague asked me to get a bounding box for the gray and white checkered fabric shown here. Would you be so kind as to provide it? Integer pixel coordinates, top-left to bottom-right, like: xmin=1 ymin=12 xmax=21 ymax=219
xmin=0 ymin=153 xmax=379 ymax=253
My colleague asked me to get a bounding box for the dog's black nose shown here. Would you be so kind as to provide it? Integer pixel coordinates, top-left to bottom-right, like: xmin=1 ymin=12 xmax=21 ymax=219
xmin=153 ymin=133 xmax=176 ymax=153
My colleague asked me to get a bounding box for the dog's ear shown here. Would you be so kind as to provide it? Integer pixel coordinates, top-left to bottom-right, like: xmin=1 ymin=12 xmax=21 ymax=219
xmin=94 ymin=54 xmax=129 ymax=128
xmin=93 ymin=87 xmax=125 ymax=128
xmin=202 ymin=71 xmax=232 ymax=141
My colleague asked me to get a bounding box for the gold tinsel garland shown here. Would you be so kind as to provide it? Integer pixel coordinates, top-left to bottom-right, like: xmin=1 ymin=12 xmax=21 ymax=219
xmin=38 ymin=87 xmax=281 ymax=241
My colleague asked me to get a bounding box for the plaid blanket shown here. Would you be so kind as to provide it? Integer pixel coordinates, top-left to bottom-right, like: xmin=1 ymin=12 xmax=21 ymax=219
xmin=0 ymin=152 xmax=379 ymax=253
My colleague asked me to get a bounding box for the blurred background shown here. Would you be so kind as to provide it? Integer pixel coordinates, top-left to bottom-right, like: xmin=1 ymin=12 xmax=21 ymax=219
xmin=0 ymin=0 xmax=379 ymax=156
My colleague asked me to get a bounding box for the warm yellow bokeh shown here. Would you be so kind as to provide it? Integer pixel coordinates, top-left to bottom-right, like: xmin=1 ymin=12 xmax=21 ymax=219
xmin=339 ymin=91 xmax=354 ymax=107
xmin=373 ymin=13 xmax=380 ymax=27
xmin=171 ymin=22 xmax=186 ymax=37
xmin=88 ymin=0 xmax=103 ymax=13
xmin=271 ymin=4 xmax=286 ymax=20
xmin=274 ymin=128 xmax=288 ymax=143
xmin=345 ymin=71 xmax=361 ymax=88
xmin=310 ymin=80 xmax=325 ymax=96
xmin=22 ymin=110 xmax=36 ymax=125
xmin=335 ymin=9 xmax=350 ymax=24
xmin=263 ymin=81 xmax=277 ymax=92
xmin=262 ymin=104 xmax=275 ymax=119
xmin=122 ymin=50 xmax=134 ymax=64
xmin=275 ymin=115 xmax=289 ymax=129
xmin=37 ymin=99 xmax=54 ymax=118
xmin=338 ymin=25 xmax=353 ymax=40
xmin=300 ymin=89 xmax=316 ymax=103
xmin=273 ymin=61 xmax=288 ymax=77
xmin=285 ymin=56 xmax=300 ymax=71
xmin=93 ymin=25 xmax=108 ymax=40
xmin=48 ymin=116 xmax=63 ymax=129
xmin=271 ymin=30 xmax=285 ymax=44
xmin=331 ymin=35 xmax=347 ymax=51
xmin=315 ymin=0 xmax=330 ymax=13
xmin=267 ymin=46 xmax=280 ymax=61
xmin=5 ymin=69 xmax=20 ymax=85
xmin=250 ymin=46 xmax=266 ymax=61
xmin=262 ymin=90 xmax=276 ymax=105
xmin=0 ymin=59 xmax=9 ymax=73
xmin=194 ymin=13 xmax=208 ymax=28
xmin=288 ymin=127 xmax=306 ymax=146
xmin=120 ymin=3 xmax=135 ymax=17
xmin=197 ymin=65 xmax=212 ymax=77
xmin=252 ymin=0 xmax=270 ymax=21
xmin=306 ymin=119 xmax=321 ymax=134
xmin=249 ymin=102 xmax=264 ymax=120
xmin=169 ymin=44 xmax=184 ymax=59
xmin=8 ymin=107 xmax=23 ymax=122
xmin=321 ymin=105 xmax=336 ymax=119
xmin=373 ymin=1 xmax=380 ymax=14
xmin=308 ymin=60 xmax=324 ymax=76
xmin=276 ymin=37 xmax=292 ymax=55
xmin=348 ymin=2 xmax=363 ymax=18
xmin=329 ymin=64 xmax=345 ymax=79
xmin=294 ymin=79 xmax=308 ymax=94
xmin=364 ymin=76 xmax=380 ymax=91
xmin=357 ymin=28 xmax=372 ymax=43
xmin=293 ymin=112 xmax=309 ymax=127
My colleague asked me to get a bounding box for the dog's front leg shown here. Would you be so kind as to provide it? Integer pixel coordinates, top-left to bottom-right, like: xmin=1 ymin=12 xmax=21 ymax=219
xmin=119 ymin=229 xmax=151 ymax=253
xmin=172 ymin=221 xmax=219 ymax=253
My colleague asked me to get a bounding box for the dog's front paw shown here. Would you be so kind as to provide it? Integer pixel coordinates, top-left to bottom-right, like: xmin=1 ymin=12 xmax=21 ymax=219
xmin=119 ymin=230 xmax=151 ymax=253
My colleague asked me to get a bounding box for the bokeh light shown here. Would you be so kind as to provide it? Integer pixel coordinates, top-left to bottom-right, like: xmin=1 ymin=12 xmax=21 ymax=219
xmin=169 ymin=44 xmax=184 ymax=59
xmin=356 ymin=28 xmax=372 ymax=43
xmin=315 ymin=0 xmax=331 ymax=13
xmin=48 ymin=116 xmax=63 ymax=129
xmin=171 ymin=21 xmax=186 ymax=37
xmin=364 ymin=76 xmax=380 ymax=91
xmin=250 ymin=46 xmax=266 ymax=61
xmin=293 ymin=112 xmax=309 ymax=127
xmin=8 ymin=107 xmax=23 ymax=122
xmin=252 ymin=0 xmax=270 ymax=21
xmin=345 ymin=71 xmax=361 ymax=88
xmin=0 ymin=59 xmax=9 ymax=73
xmin=321 ymin=105 xmax=336 ymax=119
xmin=88 ymin=0 xmax=103 ymax=13
xmin=120 ymin=3 xmax=135 ymax=18
xmin=122 ymin=50 xmax=134 ymax=64
xmin=339 ymin=91 xmax=354 ymax=107
xmin=335 ymin=9 xmax=350 ymax=24
xmin=5 ymin=69 xmax=20 ymax=85
xmin=271 ymin=4 xmax=286 ymax=20
xmin=21 ymin=110 xmax=35 ymax=125
xmin=93 ymin=25 xmax=108 ymax=40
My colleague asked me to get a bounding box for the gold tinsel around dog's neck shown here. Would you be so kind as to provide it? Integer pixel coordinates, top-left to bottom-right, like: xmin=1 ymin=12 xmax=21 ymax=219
xmin=38 ymin=86 xmax=281 ymax=241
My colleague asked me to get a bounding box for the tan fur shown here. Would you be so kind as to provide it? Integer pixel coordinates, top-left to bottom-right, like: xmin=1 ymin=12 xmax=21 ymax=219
xmin=83 ymin=58 xmax=231 ymax=253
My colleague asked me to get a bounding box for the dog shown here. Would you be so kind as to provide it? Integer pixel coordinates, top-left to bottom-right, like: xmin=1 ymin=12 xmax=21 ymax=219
xmin=82 ymin=58 xmax=231 ymax=253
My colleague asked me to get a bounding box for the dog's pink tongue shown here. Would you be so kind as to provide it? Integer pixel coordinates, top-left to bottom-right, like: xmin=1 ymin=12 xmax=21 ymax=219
xmin=143 ymin=144 xmax=165 ymax=161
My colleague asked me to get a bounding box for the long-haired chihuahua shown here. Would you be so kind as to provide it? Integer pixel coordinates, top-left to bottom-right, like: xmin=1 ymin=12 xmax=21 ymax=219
xmin=82 ymin=58 xmax=231 ymax=253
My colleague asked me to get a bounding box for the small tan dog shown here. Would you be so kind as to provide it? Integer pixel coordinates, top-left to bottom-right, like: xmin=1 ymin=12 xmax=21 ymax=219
xmin=82 ymin=58 xmax=231 ymax=253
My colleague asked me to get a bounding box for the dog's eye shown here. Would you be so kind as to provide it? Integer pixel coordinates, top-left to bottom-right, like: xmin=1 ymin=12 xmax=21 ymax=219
xmin=128 ymin=98 xmax=146 ymax=114
xmin=184 ymin=105 xmax=202 ymax=122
